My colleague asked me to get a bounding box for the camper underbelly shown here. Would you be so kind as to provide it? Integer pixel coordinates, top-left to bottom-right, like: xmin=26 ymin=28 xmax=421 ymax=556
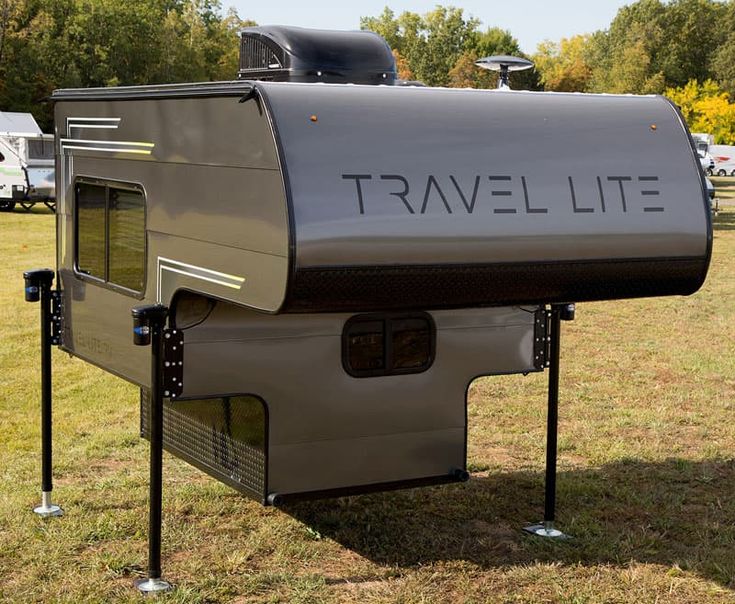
xmin=147 ymin=301 xmax=539 ymax=500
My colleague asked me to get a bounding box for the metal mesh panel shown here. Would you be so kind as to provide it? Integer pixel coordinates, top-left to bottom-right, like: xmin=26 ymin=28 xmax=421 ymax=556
xmin=141 ymin=392 xmax=266 ymax=501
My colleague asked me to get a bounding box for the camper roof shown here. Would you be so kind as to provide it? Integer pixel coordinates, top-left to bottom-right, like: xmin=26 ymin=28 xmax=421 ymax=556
xmin=0 ymin=111 xmax=42 ymax=137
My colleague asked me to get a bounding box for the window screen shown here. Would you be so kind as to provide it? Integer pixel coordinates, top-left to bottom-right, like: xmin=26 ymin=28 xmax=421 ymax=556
xmin=108 ymin=187 xmax=145 ymax=291
xmin=343 ymin=313 xmax=434 ymax=377
xmin=76 ymin=183 xmax=106 ymax=280
xmin=27 ymin=138 xmax=54 ymax=160
xmin=76 ymin=180 xmax=145 ymax=293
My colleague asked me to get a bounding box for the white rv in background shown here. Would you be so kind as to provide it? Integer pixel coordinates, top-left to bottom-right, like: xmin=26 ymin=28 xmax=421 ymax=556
xmin=0 ymin=111 xmax=55 ymax=212
xmin=691 ymin=132 xmax=715 ymax=174
xmin=708 ymin=144 xmax=735 ymax=176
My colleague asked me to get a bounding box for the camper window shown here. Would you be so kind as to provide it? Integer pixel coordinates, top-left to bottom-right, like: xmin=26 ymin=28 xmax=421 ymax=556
xmin=75 ymin=180 xmax=145 ymax=293
xmin=343 ymin=313 xmax=434 ymax=377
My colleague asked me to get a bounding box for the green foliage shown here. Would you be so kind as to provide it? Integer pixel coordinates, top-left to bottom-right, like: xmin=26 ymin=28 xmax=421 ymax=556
xmin=362 ymin=6 xmax=480 ymax=87
xmin=584 ymin=0 xmax=729 ymax=94
xmin=361 ymin=7 xmax=537 ymax=89
xmin=533 ymin=35 xmax=593 ymax=92
xmin=0 ymin=0 xmax=251 ymax=130
xmin=666 ymin=79 xmax=735 ymax=145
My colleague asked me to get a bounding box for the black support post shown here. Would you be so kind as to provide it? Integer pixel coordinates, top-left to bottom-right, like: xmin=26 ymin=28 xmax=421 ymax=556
xmin=131 ymin=304 xmax=172 ymax=595
xmin=24 ymin=268 xmax=63 ymax=518
xmin=524 ymin=303 xmax=575 ymax=539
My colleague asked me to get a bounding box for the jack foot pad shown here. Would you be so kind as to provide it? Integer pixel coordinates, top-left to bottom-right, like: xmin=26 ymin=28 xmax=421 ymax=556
xmin=135 ymin=577 xmax=172 ymax=596
xmin=33 ymin=492 xmax=63 ymax=518
xmin=523 ymin=523 xmax=571 ymax=539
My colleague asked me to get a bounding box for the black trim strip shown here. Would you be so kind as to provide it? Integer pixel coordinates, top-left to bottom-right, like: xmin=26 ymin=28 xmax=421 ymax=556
xmin=283 ymin=256 xmax=707 ymax=313
xmin=274 ymin=473 xmax=464 ymax=505
xmin=659 ymin=95 xmax=713 ymax=286
xmin=51 ymin=81 xmax=255 ymax=102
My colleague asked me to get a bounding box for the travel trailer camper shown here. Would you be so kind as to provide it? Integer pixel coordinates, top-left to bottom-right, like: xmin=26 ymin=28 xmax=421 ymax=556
xmin=23 ymin=26 xmax=711 ymax=593
xmin=708 ymin=144 xmax=735 ymax=176
xmin=0 ymin=111 xmax=55 ymax=211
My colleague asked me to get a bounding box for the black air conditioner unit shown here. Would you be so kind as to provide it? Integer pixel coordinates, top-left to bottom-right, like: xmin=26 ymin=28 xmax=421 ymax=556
xmin=238 ymin=25 xmax=397 ymax=85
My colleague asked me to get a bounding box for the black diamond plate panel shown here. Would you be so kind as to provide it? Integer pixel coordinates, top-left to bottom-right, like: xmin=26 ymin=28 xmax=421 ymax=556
xmin=283 ymin=257 xmax=707 ymax=313
xmin=141 ymin=391 xmax=266 ymax=501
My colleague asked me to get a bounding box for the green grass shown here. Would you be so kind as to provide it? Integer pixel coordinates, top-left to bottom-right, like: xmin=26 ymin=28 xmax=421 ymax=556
xmin=1 ymin=205 xmax=734 ymax=603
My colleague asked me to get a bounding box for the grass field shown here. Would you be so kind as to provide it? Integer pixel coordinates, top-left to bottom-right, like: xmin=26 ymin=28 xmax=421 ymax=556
xmin=1 ymin=204 xmax=734 ymax=603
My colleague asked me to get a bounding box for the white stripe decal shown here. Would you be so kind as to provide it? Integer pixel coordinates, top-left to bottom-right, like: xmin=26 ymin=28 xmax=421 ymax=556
xmin=60 ymin=138 xmax=154 ymax=147
xmin=156 ymin=257 xmax=246 ymax=302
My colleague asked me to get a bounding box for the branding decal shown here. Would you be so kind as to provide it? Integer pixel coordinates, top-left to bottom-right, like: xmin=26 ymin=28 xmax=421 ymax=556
xmin=342 ymin=174 xmax=665 ymax=215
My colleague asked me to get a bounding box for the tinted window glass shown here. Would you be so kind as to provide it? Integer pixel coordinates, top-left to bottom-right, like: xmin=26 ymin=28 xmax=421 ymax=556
xmin=392 ymin=317 xmax=431 ymax=370
xmin=347 ymin=320 xmax=384 ymax=371
xmin=344 ymin=313 xmax=434 ymax=377
xmin=75 ymin=180 xmax=145 ymax=293
xmin=76 ymin=183 xmax=106 ymax=280
xmin=108 ymin=187 xmax=145 ymax=291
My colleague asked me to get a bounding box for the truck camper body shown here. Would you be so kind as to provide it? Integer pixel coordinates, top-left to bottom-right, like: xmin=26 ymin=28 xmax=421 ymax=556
xmin=19 ymin=27 xmax=712 ymax=591
xmin=51 ymin=75 xmax=710 ymax=501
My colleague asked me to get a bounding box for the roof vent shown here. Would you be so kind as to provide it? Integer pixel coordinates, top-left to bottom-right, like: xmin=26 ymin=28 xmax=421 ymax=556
xmin=238 ymin=26 xmax=396 ymax=85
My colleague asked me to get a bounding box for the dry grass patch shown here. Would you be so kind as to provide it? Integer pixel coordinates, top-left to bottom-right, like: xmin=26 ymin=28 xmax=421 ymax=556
xmin=0 ymin=205 xmax=733 ymax=602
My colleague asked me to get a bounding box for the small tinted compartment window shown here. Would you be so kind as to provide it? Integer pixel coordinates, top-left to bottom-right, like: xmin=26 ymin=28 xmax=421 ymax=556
xmin=392 ymin=317 xmax=432 ymax=370
xmin=347 ymin=320 xmax=384 ymax=372
xmin=343 ymin=313 xmax=434 ymax=377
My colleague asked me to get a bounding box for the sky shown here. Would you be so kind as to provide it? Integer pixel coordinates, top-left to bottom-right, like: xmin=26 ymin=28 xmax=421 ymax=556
xmin=227 ymin=0 xmax=633 ymax=54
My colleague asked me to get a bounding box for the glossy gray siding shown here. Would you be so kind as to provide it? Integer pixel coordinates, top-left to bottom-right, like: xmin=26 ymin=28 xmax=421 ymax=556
xmin=253 ymin=82 xmax=711 ymax=311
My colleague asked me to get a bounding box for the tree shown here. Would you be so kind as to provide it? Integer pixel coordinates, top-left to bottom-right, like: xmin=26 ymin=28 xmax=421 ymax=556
xmin=392 ymin=49 xmax=413 ymax=80
xmin=534 ymin=35 xmax=593 ymax=92
xmin=361 ymin=9 xmax=537 ymax=89
xmin=361 ymin=6 xmax=481 ymax=87
xmin=666 ymin=79 xmax=735 ymax=144
xmin=0 ymin=0 xmax=252 ymax=130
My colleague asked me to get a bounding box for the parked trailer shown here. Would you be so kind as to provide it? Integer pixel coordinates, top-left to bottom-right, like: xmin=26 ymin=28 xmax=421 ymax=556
xmin=708 ymin=144 xmax=735 ymax=176
xmin=23 ymin=26 xmax=711 ymax=594
xmin=0 ymin=111 xmax=55 ymax=212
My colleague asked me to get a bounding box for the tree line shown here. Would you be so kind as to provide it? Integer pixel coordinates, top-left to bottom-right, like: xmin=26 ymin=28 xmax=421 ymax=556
xmin=0 ymin=0 xmax=252 ymax=130
xmin=363 ymin=1 xmax=735 ymax=143
xmin=2 ymin=0 xmax=735 ymax=142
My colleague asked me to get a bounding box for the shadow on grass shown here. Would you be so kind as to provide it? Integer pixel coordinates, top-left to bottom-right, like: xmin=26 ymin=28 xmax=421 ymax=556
xmin=284 ymin=458 xmax=735 ymax=589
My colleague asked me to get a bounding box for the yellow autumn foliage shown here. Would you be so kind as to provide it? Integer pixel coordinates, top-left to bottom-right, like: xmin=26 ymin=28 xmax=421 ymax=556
xmin=666 ymin=79 xmax=735 ymax=144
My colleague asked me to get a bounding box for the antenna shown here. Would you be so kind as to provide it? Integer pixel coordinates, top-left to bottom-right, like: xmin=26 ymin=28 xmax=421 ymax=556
xmin=475 ymin=55 xmax=534 ymax=90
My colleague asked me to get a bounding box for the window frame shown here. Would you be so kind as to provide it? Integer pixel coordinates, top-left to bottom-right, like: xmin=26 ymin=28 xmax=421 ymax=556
xmin=342 ymin=311 xmax=436 ymax=378
xmin=73 ymin=176 xmax=147 ymax=298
